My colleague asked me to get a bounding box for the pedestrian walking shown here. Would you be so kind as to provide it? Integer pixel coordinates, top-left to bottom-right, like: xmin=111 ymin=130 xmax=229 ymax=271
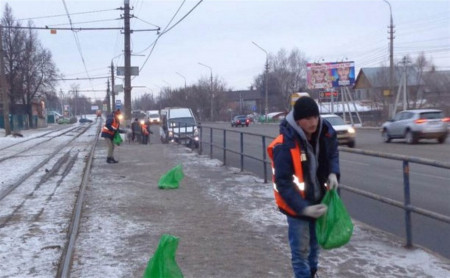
xmin=101 ymin=109 xmax=123 ymax=163
xmin=267 ymin=96 xmax=340 ymax=278
xmin=131 ymin=118 xmax=142 ymax=143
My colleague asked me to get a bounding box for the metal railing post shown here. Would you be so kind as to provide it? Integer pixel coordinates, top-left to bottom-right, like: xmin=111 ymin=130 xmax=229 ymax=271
xmin=223 ymin=129 xmax=227 ymax=165
xmin=262 ymin=136 xmax=268 ymax=183
xmin=403 ymin=160 xmax=413 ymax=248
xmin=199 ymin=125 xmax=203 ymax=155
xmin=240 ymin=132 xmax=244 ymax=171
xmin=210 ymin=128 xmax=213 ymax=159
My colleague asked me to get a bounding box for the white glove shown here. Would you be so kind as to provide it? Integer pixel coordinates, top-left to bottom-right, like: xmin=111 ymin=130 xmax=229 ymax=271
xmin=302 ymin=204 xmax=328 ymax=218
xmin=327 ymin=173 xmax=338 ymax=190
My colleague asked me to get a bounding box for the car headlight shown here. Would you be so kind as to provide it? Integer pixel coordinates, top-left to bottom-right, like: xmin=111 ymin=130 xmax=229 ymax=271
xmin=348 ymin=127 xmax=355 ymax=134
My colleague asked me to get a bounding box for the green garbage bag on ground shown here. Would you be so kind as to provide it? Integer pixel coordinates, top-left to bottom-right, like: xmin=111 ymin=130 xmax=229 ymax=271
xmin=315 ymin=189 xmax=353 ymax=249
xmin=142 ymin=234 xmax=183 ymax=278
xmin=113 ymin=132 xmax=123 ymax=146
xmin=158 ymin=164 xmax=184 ymax=189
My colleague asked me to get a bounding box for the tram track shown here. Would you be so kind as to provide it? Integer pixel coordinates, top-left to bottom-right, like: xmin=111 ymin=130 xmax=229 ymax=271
xmin=0 ymin=119 xmax=103 ymax=277
xmin=0 ymin=125 xmax=83 ymax=163
xmin=0 ymin=124 xmax=91 ymax=201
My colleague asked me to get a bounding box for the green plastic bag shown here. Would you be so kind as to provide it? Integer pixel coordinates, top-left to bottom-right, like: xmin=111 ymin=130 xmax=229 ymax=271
xmin=315 ymin=189 xmax=353 ymax=249
xmin=158 ymin=164 xmax=184 ymax=189
xmin=113 ymin=132 xmax=123 ymax=146
xmin=142 ymin=234 xmax=184 ymax=278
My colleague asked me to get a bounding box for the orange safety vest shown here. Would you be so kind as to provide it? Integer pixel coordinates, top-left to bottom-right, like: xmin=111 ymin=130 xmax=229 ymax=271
xmin=267 ymin=134 xmax=307 ymax=216
xmin=102 ymin=118 xmax=119 ymax=136
xmin=141 ymin=123 xmax=149 ymax=136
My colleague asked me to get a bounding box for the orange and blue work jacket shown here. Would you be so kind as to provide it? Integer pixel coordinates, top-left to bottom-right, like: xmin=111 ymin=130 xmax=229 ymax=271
xmin=101 ymin=113 xmax=120 ymax=139
xmin=267 ymin=118 xmax=340 ymax=218
xmin=268 ymin=134 xmax=308 ymax=217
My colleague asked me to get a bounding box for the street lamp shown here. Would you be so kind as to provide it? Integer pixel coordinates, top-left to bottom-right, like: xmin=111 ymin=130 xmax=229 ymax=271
xmin=382 ymin=0 xmax=395 ymax=118
xmin=176 ymin=72 xmax=187 ymax=89
xmin=252 ymin=41 xmax=269 ymax=122
xmin=198 ymin=62 xmax=213 ymax=121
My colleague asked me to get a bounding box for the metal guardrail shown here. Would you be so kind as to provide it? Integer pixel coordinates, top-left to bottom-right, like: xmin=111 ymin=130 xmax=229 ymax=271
xmin=198 ymin=124 xmax=450 ymax=248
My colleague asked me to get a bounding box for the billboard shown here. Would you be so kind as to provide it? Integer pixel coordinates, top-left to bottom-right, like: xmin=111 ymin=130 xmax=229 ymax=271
xmin=307 ymin=61 xmax=355 ymax=89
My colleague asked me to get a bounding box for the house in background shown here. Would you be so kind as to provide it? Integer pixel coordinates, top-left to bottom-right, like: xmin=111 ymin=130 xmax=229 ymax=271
xmin=353 ymin=66 xmax=427 ymax=121
xmin=354 ymin=66 xmax=425 ymax=103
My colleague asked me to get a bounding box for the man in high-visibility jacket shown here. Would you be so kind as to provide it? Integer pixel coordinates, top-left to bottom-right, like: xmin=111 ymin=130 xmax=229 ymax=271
xmin=267 ymin=96 xmax=340 ymax=278
xmin=101 ymin=109 xmax=122 ymax=163
xmin=141 ymin=120 xmax=150 ymax=144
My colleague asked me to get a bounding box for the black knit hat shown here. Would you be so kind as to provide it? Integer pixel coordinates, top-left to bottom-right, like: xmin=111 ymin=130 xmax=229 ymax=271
xmin=293 ymin=97 xmax=319 ymax=120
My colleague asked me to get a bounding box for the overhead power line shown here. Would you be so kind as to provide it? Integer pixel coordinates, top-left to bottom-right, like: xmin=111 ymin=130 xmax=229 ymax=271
xmin=48 ymin=18 xmax=121 ymax=27
xmin=2 ymin=25 xmax=159 ymax=32
xmin=62 ymin=0 xmax=93 ymax=90
xmin=17 ymin=8 xmax=119 ymax=21
xmin=54 ymin=76 xmax=109 ymax=81
xmin=136 ymin=0 xmax=204 ymax=75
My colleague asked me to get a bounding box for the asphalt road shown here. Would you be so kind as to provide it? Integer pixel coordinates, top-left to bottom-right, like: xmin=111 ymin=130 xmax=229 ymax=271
xmin=197 ymin=122 xmax=450 ymax=259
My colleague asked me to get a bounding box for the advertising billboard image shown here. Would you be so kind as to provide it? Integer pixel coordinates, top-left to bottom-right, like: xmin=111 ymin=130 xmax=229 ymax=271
xmin=331 ymin=62 xmax=355 ymax=87
xmin=307 ymin=63 xmax=332 ymax=90
xmin=307 ymin=61 xmax=355 ymax=89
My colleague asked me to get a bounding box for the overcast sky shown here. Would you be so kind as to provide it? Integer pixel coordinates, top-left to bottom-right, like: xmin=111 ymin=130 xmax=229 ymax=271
xmin=1 ymin=0 xmax=449 ymax=101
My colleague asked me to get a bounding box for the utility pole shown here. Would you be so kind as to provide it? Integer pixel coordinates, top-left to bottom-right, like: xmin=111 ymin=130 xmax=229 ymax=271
xmin=110 ymin=61 xmax=115 ymax=112
xmin=106 ymin=79 xmax=111 ymax=114
xmin=123 ymin=0 xmax=132 ymax=120
xmin=383 ymin=0 xmax=395 ymax=118
xmin=0 ymin=25 xmax=11 ymax=136
xmin=252 ymin=41 xmax=269 ymax=122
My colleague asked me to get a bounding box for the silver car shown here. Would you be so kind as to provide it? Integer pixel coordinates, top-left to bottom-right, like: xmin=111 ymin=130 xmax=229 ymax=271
xmin=321 ymin=114 xmax=356 ymax=148
xmin=381 ymin=109 xmax=449 ymax=144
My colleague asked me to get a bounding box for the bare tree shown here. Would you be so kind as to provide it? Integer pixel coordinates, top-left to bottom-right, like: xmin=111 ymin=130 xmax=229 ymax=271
xmin=422 ymin=69 xmax=450 ymax=115
xmin=2 ymin=4 xmax=25 ymax=105
xmin=2 ymin=4 xmax=59 ymax=127
xmin=253 ymin=47 xmax=308 ymax=112
xmin=409 ymin=52 xmax=430 ymax=109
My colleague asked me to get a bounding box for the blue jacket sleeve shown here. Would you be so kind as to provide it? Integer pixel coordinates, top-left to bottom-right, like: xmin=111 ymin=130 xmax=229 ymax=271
xmin=325 ymin=122 xmax=340 ymax=178
xmin=273 ymin=144 xmax=310 ymax=215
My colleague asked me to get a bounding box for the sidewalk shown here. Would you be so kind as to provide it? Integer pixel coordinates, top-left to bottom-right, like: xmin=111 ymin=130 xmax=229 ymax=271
xmin=71 ymin=130 xmax=450 ymax=277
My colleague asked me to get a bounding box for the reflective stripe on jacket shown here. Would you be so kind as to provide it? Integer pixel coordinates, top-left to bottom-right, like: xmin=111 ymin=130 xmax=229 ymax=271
xmin=101 ymin=118 xmax=119 ymax=137
xmin=267 ymin=134 xmax=307 ymax=217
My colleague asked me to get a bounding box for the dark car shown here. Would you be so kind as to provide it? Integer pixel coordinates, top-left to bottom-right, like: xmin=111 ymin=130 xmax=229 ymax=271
xmin=231 ymin=115 xmax=250 ymax=127
xmin=79 ymin=117 xmax=93 ymax=123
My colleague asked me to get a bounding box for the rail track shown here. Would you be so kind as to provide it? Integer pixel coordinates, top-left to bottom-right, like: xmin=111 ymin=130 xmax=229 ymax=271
xmin=0 ymin=120 xmax=102 ymax=277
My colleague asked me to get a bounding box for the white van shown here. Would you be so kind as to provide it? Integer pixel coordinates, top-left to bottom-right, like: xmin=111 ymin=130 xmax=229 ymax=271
xmin=160 ymin=107 xmax=199 ymax=147
xmin=147 ymin=110 xmax=160 ymax=124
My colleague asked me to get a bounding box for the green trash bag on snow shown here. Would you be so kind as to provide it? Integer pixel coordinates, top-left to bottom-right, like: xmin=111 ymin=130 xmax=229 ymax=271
xmin=113 ymin=132 xmax=123 ymax=146
xmin=158 ymin=164 xmax=184 ymax=189
xmin=315 ymin=189 xmax=353 ymax=249
xmin=142 ymin=234 xmax=183 ymax=278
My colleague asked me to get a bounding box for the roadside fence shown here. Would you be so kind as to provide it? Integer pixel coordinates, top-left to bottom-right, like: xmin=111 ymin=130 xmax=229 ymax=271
xmin=197 ymin=124 xmax=450 ymax=249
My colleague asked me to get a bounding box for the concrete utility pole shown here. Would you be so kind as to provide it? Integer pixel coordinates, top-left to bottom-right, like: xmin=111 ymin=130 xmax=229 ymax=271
xmin=106 ymin=79 xmax=111 ymax=114
xmin=123 ymin=0 xmax=131 ymax=120
xmin=0 ymin=25 xmax=11 ymax=135
xmin=383 ymin=0 xmax=395 ymax=118
xmin=252 ymin=41 xmax=269 ymax=122
xmin=110 ymin=61 xmax=115 ymax=112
